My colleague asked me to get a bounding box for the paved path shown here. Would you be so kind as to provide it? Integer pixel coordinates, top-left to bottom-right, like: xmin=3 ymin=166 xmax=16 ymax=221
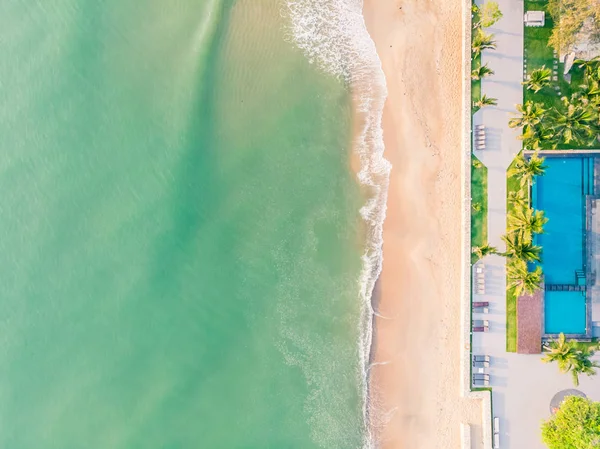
xmin=471 ymin=0 xmax=525 ymax=447
xmin=474 ymin=0 xmax=523 ymax=250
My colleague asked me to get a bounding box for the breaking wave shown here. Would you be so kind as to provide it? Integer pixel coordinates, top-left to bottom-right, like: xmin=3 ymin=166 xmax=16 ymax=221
xmin=285 ymin=0 xmax=391 ymax=447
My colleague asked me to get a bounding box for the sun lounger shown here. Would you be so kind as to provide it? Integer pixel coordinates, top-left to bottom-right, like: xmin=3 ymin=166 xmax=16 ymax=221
xmin=473 ymin=360 xmax=490 ymax=368
xmin=473 ymin=378 xmax=489 ymax=387
xmin=494 ymin=432 xmax=500 ymax=448
xmin=473 ymin=302 xmax=489 ymax=307
xmin=473 ymin=355 xmax=490 ymax=363
xmin=475 ymin=265 xmax=484 ymax=274
xmin=473 ymin=373 xmax=490 ymax=380
xmin=476 ymin=287 xmax=485 ymax=294
xmin=494 ymin=417 xmax=500 ymax=433
xmin=473 ymin=307 xmax=489 ymax=314
xmin=472 ymin=326 xmax=489 ymax=332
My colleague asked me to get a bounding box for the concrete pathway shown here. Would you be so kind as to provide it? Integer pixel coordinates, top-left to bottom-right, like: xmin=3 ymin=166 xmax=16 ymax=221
xmin=474 ymin=0 xmax=523 ymax=250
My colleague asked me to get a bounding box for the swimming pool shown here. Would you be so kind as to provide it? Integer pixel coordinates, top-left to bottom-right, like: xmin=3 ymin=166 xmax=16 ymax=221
xmin=544 ymin=291 xmax=587 ymax=334
xmin=532 ymin=156 xmax=593 ymax=334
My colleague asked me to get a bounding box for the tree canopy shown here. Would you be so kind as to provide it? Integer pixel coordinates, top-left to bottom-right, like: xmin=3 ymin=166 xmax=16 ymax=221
xmin=543 ymin=334 xmax=600 ymax=386
xmin=478 ymin=1 xmax=503 ymax=28
xmin=547 ymin=0 xmax=600 ymax=54
xmin=541 ymin=396 xmax=600 ymax=449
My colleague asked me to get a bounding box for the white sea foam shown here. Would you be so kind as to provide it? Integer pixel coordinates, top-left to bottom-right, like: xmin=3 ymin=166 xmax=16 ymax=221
xmin=285 ymin=1 xmax=391 ymax=447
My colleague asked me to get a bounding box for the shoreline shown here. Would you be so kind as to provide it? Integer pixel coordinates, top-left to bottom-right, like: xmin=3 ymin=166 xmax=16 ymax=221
xmin=362 ymin=0 xmax=484 ymax=447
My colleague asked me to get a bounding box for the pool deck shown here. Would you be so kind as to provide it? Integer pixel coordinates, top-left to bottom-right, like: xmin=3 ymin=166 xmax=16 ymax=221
xmin=517 ymin=289 xmax=542 ymax=354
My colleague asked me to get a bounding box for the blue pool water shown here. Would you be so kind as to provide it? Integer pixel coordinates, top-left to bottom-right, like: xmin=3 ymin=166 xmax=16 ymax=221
xmin=532 ymin=156 xmax=592 ymax=334
xmin=544 ymin=291 xmax=587 ymax=334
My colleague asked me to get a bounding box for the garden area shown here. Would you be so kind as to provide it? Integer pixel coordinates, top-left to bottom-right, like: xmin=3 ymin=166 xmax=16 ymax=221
xmin=470 ymin=1 xmax=500 ymax=262
xmin=471 ymin=156 xmax=488 ymax=263
xmin=471 ymin=1 xmax=502 ymax=113
xmin=505 ymin=154 xmax=546 ymax=351
xmin=513 ymin=0 xmax=600 ymax=150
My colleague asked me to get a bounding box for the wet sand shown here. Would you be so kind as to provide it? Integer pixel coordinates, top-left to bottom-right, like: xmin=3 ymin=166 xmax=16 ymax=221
xmin=363 ymin=0 xmax=483 ymax=447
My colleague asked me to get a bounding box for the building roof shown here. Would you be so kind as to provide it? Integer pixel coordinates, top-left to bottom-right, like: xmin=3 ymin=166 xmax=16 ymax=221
xmin=517 ymin=289 xmax=543 ymax=354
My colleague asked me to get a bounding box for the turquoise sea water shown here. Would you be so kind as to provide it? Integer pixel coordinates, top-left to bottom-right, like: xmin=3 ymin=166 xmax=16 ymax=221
xmin=0 ymin=1 xmax=382 ymax=447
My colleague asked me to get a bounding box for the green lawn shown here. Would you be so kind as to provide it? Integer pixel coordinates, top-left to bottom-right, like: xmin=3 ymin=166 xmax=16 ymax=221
xmin=505 ymin=158 xmax=521 ymax=352
xmin=471 ymin=155 xmax=488 ymax=263
xmin=523 ymin=0 xmax=575 ymax=110
xmin=472 ymin=52 xmax=481 ymax=115
xmin=522 ymin=0 xmax=587 ymax=148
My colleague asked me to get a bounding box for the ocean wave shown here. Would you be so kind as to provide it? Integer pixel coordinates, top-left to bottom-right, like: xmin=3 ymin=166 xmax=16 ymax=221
xmin=285 ymin=0 xmax=391 ymax=447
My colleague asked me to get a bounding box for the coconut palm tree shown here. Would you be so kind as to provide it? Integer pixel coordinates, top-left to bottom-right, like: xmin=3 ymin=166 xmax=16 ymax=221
xmin=507 ymin=206 xmax=548 ymax=242
xmin=579 ymin=79 xmax=600 ymax=108
xmin=472 ymin=30 xmax=497 ymax=57
xmin=543 ymin=333 xmax=579 ymax=374
xmin=472 ymin=244 xmax=498 ymax=259
xmin=571 ymin=345 xmax=600 ymax=386
xmin=518 ymin=123 xmax=555 ymax=151
xmin=471 ymin=63 xmax=495 ymax=80
xmin=508 ymin=152 xmax=547 ymax=187
xmin=509 ymin=101 xmax=546 ymax=132
xmin=508 ymin=189 xmax=529 ymax=208
xmin=474 ymin=94 xmax=498 ymax=108
xmin=501 ymin=232 xmax=542 ymax=262
xmin=506 ymin=259 xmax=543 ymax=297
xmin=549 ymin=95 xmax=598 ymax=146
xmin=523 ymin=66 xmax=552 ymax=93
xmin=575 ymin=56 xmax=600 ymax=81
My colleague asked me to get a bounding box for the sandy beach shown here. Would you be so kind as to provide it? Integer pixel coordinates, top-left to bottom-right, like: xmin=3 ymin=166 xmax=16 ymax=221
xmin=363 ymin=0 xmax=483 ymax=448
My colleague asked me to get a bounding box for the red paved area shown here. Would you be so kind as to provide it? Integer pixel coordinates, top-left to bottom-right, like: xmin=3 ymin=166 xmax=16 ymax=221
xmin=517 ymin=289 xmax=543 ymax=354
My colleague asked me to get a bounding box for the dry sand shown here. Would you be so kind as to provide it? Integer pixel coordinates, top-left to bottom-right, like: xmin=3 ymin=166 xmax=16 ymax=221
xmin=363 ymin=0 xmax=483 ymax=448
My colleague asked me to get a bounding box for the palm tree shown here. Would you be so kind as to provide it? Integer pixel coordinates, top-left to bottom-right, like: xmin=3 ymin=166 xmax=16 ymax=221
xmin=523 ymin=66 xmax=552 ymax=93
xmin=549 ymin=95 xmax=598 ymax=146
xmin=518 ymin=124 xmax=554 ymax=151
xmin=571 ymin=345 xmax=600 ymax=386
xmin=471 ymin=63 xmax=495 ymax=80
xmin=508 ymin=189 xmax=529 ymax=208
xmin=501 ymin=232 xmax=542 ymax=262
xmin=506 ymin=259 xmax=543 ymax=297
xmin=472 ymin=244 xmax=498 ymax=259
xmin=472 ymin=30 xmax=497 ymax=57
xmin=507 ymin=206 xmax=548 ymax=242
xmin=579 ymin=79 xmax=600 ymax=102
xmin=508 ymin=152 xmax=547 ymax=187
xmin=475 ymin=94 xmax=498 ymax=108
xmin=543 ymin=333 xmax=579 ymax=374
xmin=508 ymin=101 xmax=546 ymax=132
xmin=575 ymin=56 xmax=600 ymax=81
